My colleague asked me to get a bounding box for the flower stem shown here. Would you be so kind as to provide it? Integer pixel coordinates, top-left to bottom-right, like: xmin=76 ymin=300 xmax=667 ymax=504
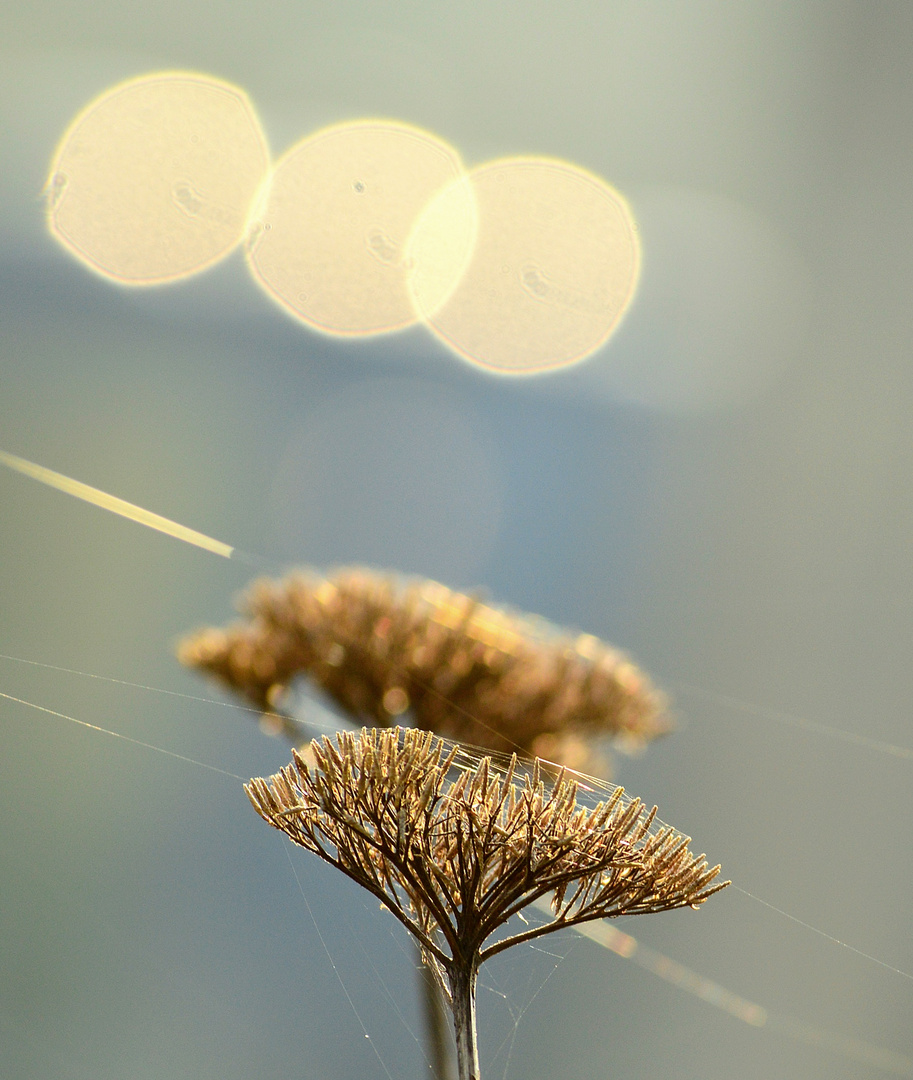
xmin=448 ymin=961 xmax=481 ymax=1080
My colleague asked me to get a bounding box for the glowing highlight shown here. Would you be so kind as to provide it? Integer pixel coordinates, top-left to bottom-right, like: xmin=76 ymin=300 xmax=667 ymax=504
xmin=44 ymin=72 xmax=643 ymax=373
xmin=407 ymin=157 xmax=640 ymax=373
xmin=46 ymin=71 xmax=269 ymax=284
xmin=247 ymin=120 xmax=465 ymax=335
xmin=0 ymin=451 xmax=234 ymax=559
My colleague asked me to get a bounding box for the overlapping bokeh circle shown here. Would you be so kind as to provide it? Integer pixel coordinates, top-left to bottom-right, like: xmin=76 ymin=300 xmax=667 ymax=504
xmin=47 ymin=70 xmax=640 ymax=374
xmin=46 ymin=73 xmax=270 ymax=285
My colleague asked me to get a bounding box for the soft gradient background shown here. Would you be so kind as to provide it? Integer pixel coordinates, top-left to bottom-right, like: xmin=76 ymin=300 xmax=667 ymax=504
xmin=2 ymin=5 xmax=912 ymax=1079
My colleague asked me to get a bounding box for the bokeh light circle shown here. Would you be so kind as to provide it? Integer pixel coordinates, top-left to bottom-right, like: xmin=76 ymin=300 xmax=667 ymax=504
xmin=406 ymin=157 xmax=640 ymax=373
xmin=247 ymin=120 xmax=464 ymax=336
xmin=46 ymin=71 xmax=269 ymax=285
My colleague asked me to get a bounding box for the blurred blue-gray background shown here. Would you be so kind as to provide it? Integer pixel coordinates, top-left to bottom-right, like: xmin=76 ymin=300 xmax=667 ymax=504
xmin=2 ymin=5 xmax=912 ymax=1078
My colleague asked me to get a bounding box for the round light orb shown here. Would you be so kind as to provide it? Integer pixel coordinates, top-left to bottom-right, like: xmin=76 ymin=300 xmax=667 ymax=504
xmin=247 ymin=120 xmax=464 ymax=336
xmin=407 ymin=157 xmax=640 ymax=374
xmin=46 ymin=71 xmax=269 ymax=285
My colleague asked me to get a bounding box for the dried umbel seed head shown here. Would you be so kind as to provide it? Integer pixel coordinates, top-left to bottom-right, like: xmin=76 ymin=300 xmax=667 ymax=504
xmin=180 ymin=567 xmax=670 ymax=771
xmin=246 ymin=726 xmax=728 ymax=982
xmin=247 ymin=727 xmax=727 ymax=1079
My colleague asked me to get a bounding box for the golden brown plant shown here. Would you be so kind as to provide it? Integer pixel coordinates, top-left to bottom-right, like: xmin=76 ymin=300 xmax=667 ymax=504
xmin=246 ymin=726 xmax=728 ymax=1080
xmin=180 ymin=567 xmax=669 ymax=771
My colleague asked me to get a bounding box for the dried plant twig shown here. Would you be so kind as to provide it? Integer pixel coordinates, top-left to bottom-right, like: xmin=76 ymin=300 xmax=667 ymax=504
xmin=247 ymin=727 xmax=728 ymax=1080
xmin=180 ymin=567 xmax=669 ymax=771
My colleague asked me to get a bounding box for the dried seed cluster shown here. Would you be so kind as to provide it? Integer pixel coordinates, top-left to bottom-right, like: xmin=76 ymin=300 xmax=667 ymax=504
xmin=246 ymin=727 xmax=728 ymax=981
xmin=180 ymin=567 xmax=669 ymax=770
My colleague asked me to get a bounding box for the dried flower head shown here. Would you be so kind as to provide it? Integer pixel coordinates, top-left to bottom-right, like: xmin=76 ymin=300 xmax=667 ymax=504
xmin=180 ymin=567 xmax=669 ymax=771
xmin=246 ymin=727 xmax=727 ymax=1079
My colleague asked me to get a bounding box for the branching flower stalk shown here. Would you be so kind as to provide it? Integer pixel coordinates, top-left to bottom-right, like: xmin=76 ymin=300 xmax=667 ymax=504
xmin=246 ymin=726 xmax=729 ymax=1080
